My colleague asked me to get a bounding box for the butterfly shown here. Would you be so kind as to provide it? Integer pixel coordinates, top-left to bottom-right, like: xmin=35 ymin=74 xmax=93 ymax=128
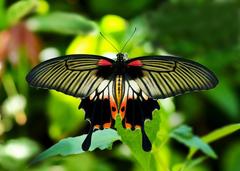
xmin=26 ymin=52 xmax=218 ymax=152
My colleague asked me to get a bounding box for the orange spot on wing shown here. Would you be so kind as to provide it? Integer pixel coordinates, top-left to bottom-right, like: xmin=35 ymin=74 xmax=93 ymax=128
xmin=125 ymin=123 xmax=132 ymax=129
xmin=94 ymin=125 xmax=100 ymax=129
xmin=110 ymin=96 xmax=118 ymax=119
xmin=120 ymin=96 xmax=127 ymax=120
xmin=103 ymin=122 xmax=111 ymax=128
xmin=135 ymin=125 xmax=141 ymax=129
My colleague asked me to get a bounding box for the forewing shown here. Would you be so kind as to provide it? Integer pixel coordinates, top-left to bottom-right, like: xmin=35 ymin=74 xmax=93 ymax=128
xmin=126 ymin=56 xmax=218 ymax=99
xmin=26 ymin=54 xmax=114 ymax=98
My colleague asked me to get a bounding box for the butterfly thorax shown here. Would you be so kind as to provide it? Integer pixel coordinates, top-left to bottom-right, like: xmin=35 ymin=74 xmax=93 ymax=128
xmin=114 ymin=53 xmax=129 ymax=74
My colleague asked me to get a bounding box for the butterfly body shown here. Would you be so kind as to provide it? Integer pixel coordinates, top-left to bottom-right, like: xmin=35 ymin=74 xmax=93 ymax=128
xmin=26 ymin=52 xmax=218 ymax=152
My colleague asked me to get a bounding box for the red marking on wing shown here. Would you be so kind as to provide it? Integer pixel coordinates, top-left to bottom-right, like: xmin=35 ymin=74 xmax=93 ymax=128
xmin=98 ymin=59 xmax=112 ymax=66
xmin=128 ymin=60 xmax=143 ymax=67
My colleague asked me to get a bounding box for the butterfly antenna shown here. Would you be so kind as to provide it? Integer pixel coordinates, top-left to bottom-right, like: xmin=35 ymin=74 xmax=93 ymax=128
xmin=120 ymin=27 xmax=137 ymax=52
xmin=100 ymin=32 xmax=119 ymax=53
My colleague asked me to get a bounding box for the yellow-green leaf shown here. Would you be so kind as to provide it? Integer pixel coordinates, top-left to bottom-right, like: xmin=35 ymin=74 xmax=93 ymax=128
xmin=202 ymin=123 xmax=240 ymax=143
xmin=7 ymin=0 xmax=37 ymax=26
xmin=27 ymin=12 xmax=98 ymax=35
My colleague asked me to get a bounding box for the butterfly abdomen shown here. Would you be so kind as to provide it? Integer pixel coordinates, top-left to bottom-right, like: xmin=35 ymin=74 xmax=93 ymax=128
xmin=115 ymin=75 xmax=123 ymax=107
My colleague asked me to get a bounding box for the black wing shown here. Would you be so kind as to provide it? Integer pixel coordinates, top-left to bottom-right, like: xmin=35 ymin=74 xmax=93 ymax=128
xmin=26 ymin=54 xmax=114 ymax=98
xmin=126 ymin=55 xmax=218 ymax=99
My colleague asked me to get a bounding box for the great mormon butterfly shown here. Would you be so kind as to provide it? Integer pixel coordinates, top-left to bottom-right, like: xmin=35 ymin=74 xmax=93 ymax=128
xmin=26 ymin=49 xmax=218 ymax=152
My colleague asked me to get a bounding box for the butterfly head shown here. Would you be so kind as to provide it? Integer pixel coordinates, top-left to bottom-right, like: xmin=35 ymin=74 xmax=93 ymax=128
xmin=116 ymin=53 xmax=128 ymax=62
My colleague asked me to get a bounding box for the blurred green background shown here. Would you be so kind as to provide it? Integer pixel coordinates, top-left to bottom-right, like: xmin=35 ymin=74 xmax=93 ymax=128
xmin=0 ymin=0 xmax=239 ymax=171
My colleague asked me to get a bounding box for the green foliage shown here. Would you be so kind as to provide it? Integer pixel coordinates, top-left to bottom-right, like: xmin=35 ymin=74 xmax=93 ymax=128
xmin=27 ymin=12 xmax=98 ymax=35
xmin=170 ymin=124 xmax=240 ymax=171
xmin=33 ymin=154 xmax=115 ymax=171
xmin=89 ymin=0 xmax=154 ymax=18
xmin=205 ymin=80 xmax=239 ymax=119
xmin=0 ymin=0 xmax=6 ymax=29
xmin=188 ymin=124 xmax=240 ymax=158
xmin=170 ymin=125 xmax=217 ymax=159
xmin=202 ymin=124 xmax=240 ymax=143
xmin=115 ymin=110 xmax=161 ymax=171
xmin=6 ymin=0 xmax=38 ymax=26
xmin=31 ymin=129 xmax=120 ymax=164
xmin=47 ymin=91 xmax=85 ymax=140
xmin=145 ymin=3 xmax=238 ymax=53
xmin=222 ymin=141 xmax=240 ymax=171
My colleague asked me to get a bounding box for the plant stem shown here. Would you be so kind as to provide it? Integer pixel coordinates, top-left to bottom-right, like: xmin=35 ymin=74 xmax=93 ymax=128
xmin=2 ymin=73 xmax=18 ymax=97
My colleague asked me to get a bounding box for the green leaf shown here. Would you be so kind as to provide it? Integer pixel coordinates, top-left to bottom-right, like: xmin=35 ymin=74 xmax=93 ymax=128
xmin=185 ymin=156 xmax=207 ymax=170
xmin=170 ymin=125 xmax=217 ymax=159
xmin=27 ymin=12 xmax=98 ymax=35
xmin=7 ymin=0 xmax=38 ymax=26
xmin=222 ymin=141 xmax=240 ymax=171
xmin=188 ymin=123 xmax=240 ymax=158
xmin=114 ymin=99 xmax=174 ymax=171
xmin=172 ymin=157 xmax=207 ymax=171
xmin=202 ymin=123 xmax=240 ymax=143
xmin=31 ymin=129 xmax=120 ymax=164
xmin=47 ymin=91 xmax=85 ymax=140
xmin=115 ymin=108 xmax=161 ymax=171
xmin=0 ymin=0 xmax=7 ymax=29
